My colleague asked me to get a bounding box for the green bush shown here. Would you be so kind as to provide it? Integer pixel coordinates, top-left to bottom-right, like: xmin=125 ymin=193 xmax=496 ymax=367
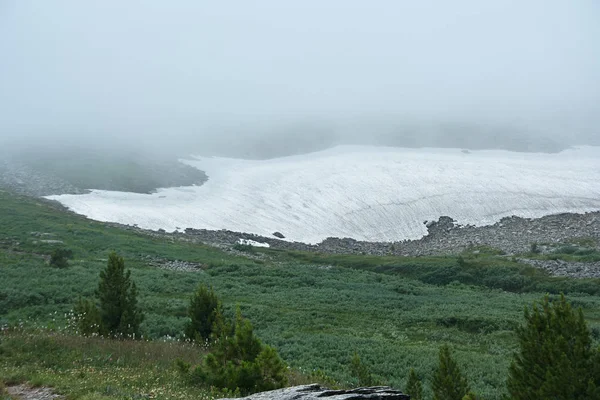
xmin=436 ymin=316 xmax=509 ymax=334
xmin=72 ymin=297 xmax=101 ymax=336
xmin=49 ymin=248 xmax=73 ymax=268
xmin=233 ymin=243 xmax=255 ymax=253
xmin=529 ymin=243 xmax=540 ymax=254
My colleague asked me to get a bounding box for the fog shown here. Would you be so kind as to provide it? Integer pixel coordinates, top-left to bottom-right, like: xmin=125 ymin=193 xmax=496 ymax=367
xmin=1 ymin=0 xmax=599 ymax=158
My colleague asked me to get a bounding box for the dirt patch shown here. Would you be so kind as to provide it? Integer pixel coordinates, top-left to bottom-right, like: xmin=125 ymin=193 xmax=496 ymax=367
xmin=6 ymin=385 xmax=63 ymax=400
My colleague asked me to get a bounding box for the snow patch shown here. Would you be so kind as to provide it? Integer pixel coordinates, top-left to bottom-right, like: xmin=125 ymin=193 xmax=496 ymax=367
xmin=237 ymin=239 xmax=270 ymax=248
xmin=47 ymin=146 xmax=600 ymax=243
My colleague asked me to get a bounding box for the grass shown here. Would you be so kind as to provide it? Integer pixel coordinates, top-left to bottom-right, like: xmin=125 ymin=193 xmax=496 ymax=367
xmin=0 ymin=328 xmax=343 ymax=400
xmin=0 ymin=380 xmax=8 ymax=400
xmin=1 ymin=190 xmax=600 ymax=399
xmin=0 ymin=328 xmax=216 ymax=400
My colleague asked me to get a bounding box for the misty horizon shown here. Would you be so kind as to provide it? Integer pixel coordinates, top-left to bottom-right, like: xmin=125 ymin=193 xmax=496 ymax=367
xmin=1 ymin=1 xmax=599 ymax=157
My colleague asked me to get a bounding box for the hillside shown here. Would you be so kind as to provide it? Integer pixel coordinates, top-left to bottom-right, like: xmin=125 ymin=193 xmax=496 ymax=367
xmin=2 ymin=190 xmax=600 ymax=399
xmin=0 ymin=149 xmax=207 ymax=196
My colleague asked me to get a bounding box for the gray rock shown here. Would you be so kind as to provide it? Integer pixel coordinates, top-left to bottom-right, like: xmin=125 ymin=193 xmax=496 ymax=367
xmin=219 ymin=384 xmax=410 ymax=400
xmin=7 ymin=384 xmax=63 ymax=400
xmin=273 ymin=231 xmax=286 ymax=239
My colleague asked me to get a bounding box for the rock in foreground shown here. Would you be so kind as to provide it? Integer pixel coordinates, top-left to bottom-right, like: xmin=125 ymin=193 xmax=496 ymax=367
xmin=220 ymin=384 xmax=410 ymax=400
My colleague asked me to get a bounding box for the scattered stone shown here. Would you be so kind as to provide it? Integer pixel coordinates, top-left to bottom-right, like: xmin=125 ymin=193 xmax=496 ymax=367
xmin=143 ymin=255 xmax=205 ymax=272
xmin=30 ymin=232 xmax=56 ymax=237
xmin=220 ymin=384 xmax=409 ymax=400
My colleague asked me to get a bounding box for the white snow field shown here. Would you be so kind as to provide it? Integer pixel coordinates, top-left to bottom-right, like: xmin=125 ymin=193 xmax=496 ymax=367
xmin=47 ymin=146 xmax=600 ymax=244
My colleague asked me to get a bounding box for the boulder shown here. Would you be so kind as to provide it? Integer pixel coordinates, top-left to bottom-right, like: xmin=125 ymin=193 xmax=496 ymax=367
xmin=219 ymin=384 xmax=410 ymax=400
xmin=273 ymin=231 xmax=286 ymax=239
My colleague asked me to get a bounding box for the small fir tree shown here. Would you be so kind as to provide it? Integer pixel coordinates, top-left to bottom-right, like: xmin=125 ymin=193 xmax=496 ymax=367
xmin=193 ymin=307 xmax=287 ymax=395
xmin=185 ymin=284 xmax=222 ymax=342
xmin=507 ymin=294 xmax=600 ymax=400
xmin=406 ymin=368 xmax=423 ymax=400
xmin=350 ymin=352 xmax=374 ymax=387
xmin=96 ymin=252 xmax=143 ymax=337
xmin=432 ymin=345 xmax=470 ymax=400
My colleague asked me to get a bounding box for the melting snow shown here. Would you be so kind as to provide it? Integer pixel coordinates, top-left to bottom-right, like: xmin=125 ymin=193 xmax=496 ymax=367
xmin=237 ymin=239 xmax=270 ymax=248
xmin=47 ymin=146 xmax=600 ymax=243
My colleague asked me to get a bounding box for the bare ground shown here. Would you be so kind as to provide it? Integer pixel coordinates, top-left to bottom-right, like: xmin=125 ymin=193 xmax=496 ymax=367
xmin=6 ymin=385 xmax=62 ymax=400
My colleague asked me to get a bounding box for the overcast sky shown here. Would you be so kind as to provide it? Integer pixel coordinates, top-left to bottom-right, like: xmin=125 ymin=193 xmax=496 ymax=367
xmin=1 ymin=0 xmax=599 ymax=148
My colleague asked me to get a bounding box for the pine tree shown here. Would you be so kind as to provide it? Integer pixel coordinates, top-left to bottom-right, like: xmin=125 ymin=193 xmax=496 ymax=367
xmin=185 ymin=284 xmax=222 ymax=342
xmin=232 ymin=308 xmax=263 ymax=362
xmin=432 ymin=345 xmax=470 ymax=400
xmin=194 ymin=307 xmax=287 ymax=395
xmin=406 ymin=368 xmax=423 ymax=400
xmin=96 ymin=252 xmax=143 ymax=337
xmin=118 ymin=280 xmax=143 ymax=338
xmin=507 ymin=294 xmax=600 ymax=400
xmin=350 ymin=352 xmax=373 ymax=387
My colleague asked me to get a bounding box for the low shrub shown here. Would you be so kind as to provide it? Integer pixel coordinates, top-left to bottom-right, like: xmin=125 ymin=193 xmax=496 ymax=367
xmin=233 ymin=243 xmax=255 ymax=253
xmin=71 ymin=297 xmax=101 ymax=336
xmin=49 ymin=248 xmax=73 ymax=268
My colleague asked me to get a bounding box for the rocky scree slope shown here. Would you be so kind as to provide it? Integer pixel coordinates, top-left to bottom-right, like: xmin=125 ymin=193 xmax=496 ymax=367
xmin=178 ymin=212 xmax=600 ymax=257
xmin=99 ymin=210 xmax=600 ymax=278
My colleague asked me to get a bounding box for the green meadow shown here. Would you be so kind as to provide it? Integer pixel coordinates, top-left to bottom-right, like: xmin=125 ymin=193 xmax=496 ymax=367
xmin=1 ymin=190 xmax=599 ymax=399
